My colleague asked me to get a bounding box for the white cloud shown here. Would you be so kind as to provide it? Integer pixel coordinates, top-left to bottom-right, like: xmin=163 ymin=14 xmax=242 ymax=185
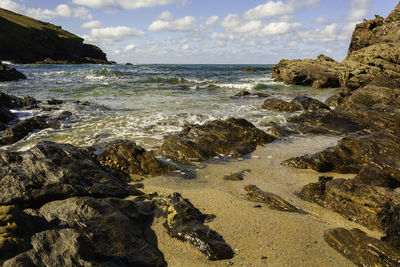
xmin=244 ymin=0 xmax=320 ymax=19
xmin=346 ymin=0 xmax=373 ymax=21
xmin=182 ymin=44 xmax=190 ymax=51
xmin=73 ymin=7 xmax=93 ymax=19
xmin=148 ymin=16 xmax=195 ymax=32
xmin=299 ymin=23 xmax=339 ymax=42
xmin=211 ymin=32 xmax=239 ymax=41
xmin=81 ymin=20 xmax=102 ymax=28
xmin=255 ymin=21 xmax=301 ymax=37
xmin=89 ymin=26 xmax=144 ymax=42
xmin=220 ymin=14 xmax=263 ymax=33
xmin=72 ymin=0 xmax=187 ymax=9
xmin=315 ymin=16 xmax=329 ymax=24
xmin=205 ymin=16 xmax=219 ymax=26
xmin=158 ymin=10 xmax=174 ymax=20
xmin=124 ymin=44 xmax=136 ymax=51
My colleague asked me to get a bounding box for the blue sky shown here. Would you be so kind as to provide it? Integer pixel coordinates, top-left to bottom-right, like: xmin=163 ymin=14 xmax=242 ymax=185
xmin=0 ymin=0 xmax=397 ymax=63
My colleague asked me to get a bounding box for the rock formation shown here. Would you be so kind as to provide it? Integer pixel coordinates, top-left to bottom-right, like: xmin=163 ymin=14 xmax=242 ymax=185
xmin=0 ymin=62 xmax=26 ymax=81
xmin=0 ymin=8 xmax=108 ymax=64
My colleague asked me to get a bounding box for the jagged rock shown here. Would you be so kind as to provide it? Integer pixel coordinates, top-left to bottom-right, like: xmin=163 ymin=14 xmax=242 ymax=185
xmin=0 ymin=8 xmax=109 ymax=64
xmin=157 ymin=118 xmax=275 ymax=164
xmin=5 ymin=197 xmax=167 ymax=266
xmin=47 ymin=99 xmax=64 ymax=105
xmin=0 ymin=105 xmax=13 ymax=123
xmin=0 ymin=141 xmax=140 ymax=208
xmin=92 ymin=139 xmax=176 ymax=178
xmin=325 ymin=228 xmax=400 ymax=267
xmin=230 ymin=90 xmax=270 ymax=99
xmin=152 ymin=193 xmax=234 ymax=260
xmin=244 ymin=185 xmax=304 ymax=213
xmin=264 ymin=121 xmax=330 ymax=139
xmin=0 ymin=91 xmax=38 ymax=109
xmin=299 ymin=177 xmax=400 ymax=231
xmin=379 ymin=203 xmax=400 ymax=250
xmin=283 ymin=132 xmax=400 ymax=187
xmin=262 ymin=95 xmax=330 ymax=112
xmin=0 ymin=111 xmax=71 ymax=146
xmin=272 ymin=55 xmax=341 ymax=88
xmin=0 ymin=205 xmax=50 ymax=264
xmin=0 ymin=63 xmax=26 ymax=82
xmin=224 ymin=171 xmax=245 ymax=181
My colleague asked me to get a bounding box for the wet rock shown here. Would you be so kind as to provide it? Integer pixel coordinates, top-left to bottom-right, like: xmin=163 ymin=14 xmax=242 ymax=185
xmin=242 ymin=67 xmax=256 ymax=72
xmin=153 ymin=193 xmax=234 ymax=260
xmin=283 ymin=132 xmax=400 ymax=186
xmin=379 ymin=203 xmax=400 ymax=250
xmin=0 ymin=111 xmax=71 ymax=146
xmin=0 ymin=91 xmax=38 ymax=109
xmin=272 ymin=55 xmax=341 ymax=88
xmin=0 ymin=105 xmax=14 ymax=123
xmin=47 ymin=99 xmax=64 ymax=105
xmin=231 ymin=90 xmax=270 ymax=99
xmin=0 ymin=141 xmax=140 ymax=208
xmin=224 ymin=171 xmax=244 ymax=181
xmin=93 ymin=139 xmax=176 ymax=178
xmin=299 ymin=178 xmax=400 ymax=230
xmin=264 ymin=121 xmax=330 ymax=139
xmin=157 ymin=118 xmax=275 ymax=164
xmin=0 ymin=63 xmax=26 ymax=82
xmin=325 ymin=228 xmax=400 ymax=267
xmin=0 ymin=205 xmax=50 ymax=264
xmin=244 ymin=185 xmax=304 ymax=213
xmin=262 ymin=96 xmax=330 ymax=113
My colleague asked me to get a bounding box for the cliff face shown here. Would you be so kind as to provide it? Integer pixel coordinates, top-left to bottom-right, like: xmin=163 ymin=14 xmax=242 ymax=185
xmin=0 ymin=8 xmax=108 ymax=64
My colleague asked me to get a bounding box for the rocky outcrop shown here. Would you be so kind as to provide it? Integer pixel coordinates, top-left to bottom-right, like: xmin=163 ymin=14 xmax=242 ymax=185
xmin=245 ymin=185 xmax=304 ymax=213
xmin=0 ymin=91 xmax=37 ymax=109
xmin=157 ymin=118 xmax=275 ymax=164
xmin=0 ymin=8 xmax=108 ymax=64
xmin=272 ymin=55 xmax=341 ymax=88
xmin=92 ymin=139 xmax=176 ymax=178
xmin=324 ymin=228 xmax=400 ymax=267
xmin=152 ymin=193 xmax=234 ymax=260
xmin=0 ymin=63 xmax=26 ymax=82
xmin=262 ymin=95 xmax=330 ymax=112
xmin=230 ymin=90 xmax=269 ymax=99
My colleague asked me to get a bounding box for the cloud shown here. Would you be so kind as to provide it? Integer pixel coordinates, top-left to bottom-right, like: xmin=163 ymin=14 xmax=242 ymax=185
xmin=0 ymin=1 xmax=92 ymax=20
xmin=81 ymin=20 xmax=102 ymax=28
xmin=211 ymin=32 xmax=239 ymax=40
xmin=72 ymin=0 xmax=187 ymax=9
xmin=346 ymin=0 xmax=373 ymax=21
xmin=182 ymin=44 xmax=190 ymax=51
xmin=244 ymin=0 xmax=320 ymax=19
xmin=315 ymin=16 xmax=329 ymax=25
xmin=124 ymin=44 xmax=136 ymax=51
xmin=299 ymin=23 xmax=340 ymax=42
xmin=148 ymin=16 xmax=195 ymax=32
xmin=205 ymin=16 xmax=219 ymax=26
xmin=158 ymin=10 xmax=174 ymax=20
xmin=88 ymin=26 xmax=144 ymax=42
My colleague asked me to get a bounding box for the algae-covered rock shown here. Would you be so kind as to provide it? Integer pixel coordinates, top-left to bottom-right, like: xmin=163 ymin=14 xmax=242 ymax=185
xmin=152 ymin=193 xmax=234 ymax=260
xmin=0 ymin=8 xmax=108 ymax=64
xmin=157 ymin=118 xmax=275 ymax=164
xmin=325 ymin=228 xmax=400 ymax=267
xmin=93 ymin=139 xmax=176 ymax=178
xmin=244 ymin=185 xmax=304 ymax=213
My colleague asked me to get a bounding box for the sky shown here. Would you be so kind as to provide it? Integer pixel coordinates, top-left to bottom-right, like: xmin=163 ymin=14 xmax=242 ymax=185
xmin=0 ymin=0 xmax=397 ymax=64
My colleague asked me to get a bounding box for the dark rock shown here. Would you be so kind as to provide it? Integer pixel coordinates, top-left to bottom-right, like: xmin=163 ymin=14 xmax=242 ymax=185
xmin=46 ymin=99 xmax=64 ymax=105
xmin=153 ymin=193 xmax=234 ymax=260
xmin=264 ymin=121 xmax=330 ymax=139
xmin=262 ymin=96 xmax=330 ymax=113
xmin=242 ymin=67 xmax=256 ymax=72
xmin=0 ymin=63 xmax=26 ymax=82
xmin=0 ymin=111 xmax=71 ymax=146
xmin=231 ymin=90 xmax=269 ymax=99
xmin=244 ymin=185 xmax=304 ymax=213
xmin=157 ymin=118 xmax=275 ymax=164
xmin=262 ymin=98 xmax=298 ymax=112
xmin=224 ymin=171 xmax=244 ymax=181
xmin=0 ymin=105 xmax=13 ymax=123
xmin=272 ymin=55 xmax=341 ymax=88
xmin=283 ymin=132 xmax=400 ymax=186
xmin=0 ymin=8 xmax=109 ymax=64
xmin=0 ymin=91 xmax=38 ymax=109
xmin=324 ymin=228 xmax=400 ymax=267
xmin=92 ymin=139 xmax=176 ymax=178
xmin=0 ymin=141 xmax=140 ymax=208
xmin=0 ymin=205 xmax=50 ymax=264
xmin=299 ymin=178 xmax=400 ymax=231
xmin=125 ymin=63 xmax=133 ymax=66
xmin=379 ymin=203 xmax=400 ymax=250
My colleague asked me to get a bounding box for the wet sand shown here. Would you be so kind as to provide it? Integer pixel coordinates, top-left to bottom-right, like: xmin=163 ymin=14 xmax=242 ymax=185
xmin=142 ymin=135 xmax=381 ymax=266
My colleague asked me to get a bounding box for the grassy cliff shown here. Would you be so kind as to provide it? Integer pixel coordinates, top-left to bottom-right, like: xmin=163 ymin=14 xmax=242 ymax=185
xmin=0 ymin=8 xmax=108 ymax=64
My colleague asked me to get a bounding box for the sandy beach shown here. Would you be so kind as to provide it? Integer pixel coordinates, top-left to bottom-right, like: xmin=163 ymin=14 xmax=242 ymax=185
xmin=142 ymin=135 xmax=381 ymax=266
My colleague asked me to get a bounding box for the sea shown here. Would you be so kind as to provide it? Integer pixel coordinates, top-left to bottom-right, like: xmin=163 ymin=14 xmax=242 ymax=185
xmin=0 ymin=64 xmax=338 ymax=151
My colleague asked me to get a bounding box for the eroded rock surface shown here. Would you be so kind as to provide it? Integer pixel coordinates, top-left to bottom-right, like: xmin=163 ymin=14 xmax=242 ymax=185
xmin=262 ymin=95 xmax=330 ymax=112
xmin=157 ymin=118 xmax=275 ymax=164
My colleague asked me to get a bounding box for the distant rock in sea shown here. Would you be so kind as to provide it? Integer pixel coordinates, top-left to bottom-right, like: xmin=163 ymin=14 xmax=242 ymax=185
xmin=0 ymin=8 xmax=109 ymax=64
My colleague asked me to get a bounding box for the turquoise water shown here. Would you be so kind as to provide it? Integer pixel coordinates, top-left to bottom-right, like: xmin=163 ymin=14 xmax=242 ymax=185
xmin=0 ymin=64 xmax=338 ymax=151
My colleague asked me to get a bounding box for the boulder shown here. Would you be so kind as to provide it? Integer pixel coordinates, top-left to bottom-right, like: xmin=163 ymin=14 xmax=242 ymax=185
xmin=0 ymin=105 xmax=13 ymax=123
xmin=0 ymin=91 xmax=38 ymax=109
xmin=0 ymin=63 xmax=26 ymax=82
xmin=262 ymin=95 xmax=330 ymax=112
xmin=0 ymin=111 xmax=71 ymax=146
xmin=325 ymin=228 xmax=400 ymax=267
xmin=230 ymin=90 xmax=270 ymax=99
xmin=92 ymin=139 xmax=176 ymax=178
xmin=157 ymin=118 xmax=275 ymax=164
xmin=152 ymin=193 xmax=234 ymax=260
xmin=0 ymin=141 xmax=140 ymax=208
xmin=272 ymin=55 xmax=341 ymax=88
xmin=244 ymin=185 xmax=304 ymax=213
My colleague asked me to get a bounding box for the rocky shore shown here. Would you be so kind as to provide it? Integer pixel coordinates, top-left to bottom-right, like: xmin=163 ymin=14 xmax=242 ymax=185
xmin=0 ymin=2 xmax=400 ymax=267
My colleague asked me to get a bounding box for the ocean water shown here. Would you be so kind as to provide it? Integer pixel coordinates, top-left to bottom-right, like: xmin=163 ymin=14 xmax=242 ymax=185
xmin=0 ymin=64 xmax=338 ymax=151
